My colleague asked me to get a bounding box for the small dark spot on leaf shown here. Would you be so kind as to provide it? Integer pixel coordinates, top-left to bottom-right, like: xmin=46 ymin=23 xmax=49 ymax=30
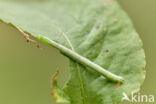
xmin=96 ymin=25 xmax=99 ymax=29
xmin=106 ymin=50 xmax=109 ymax=53
xmin=116 ymin=83 xmax=120 ymax=88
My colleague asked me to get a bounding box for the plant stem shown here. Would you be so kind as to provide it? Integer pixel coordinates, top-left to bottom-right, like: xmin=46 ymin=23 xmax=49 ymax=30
xmin=38 ymin=36 xmax=125 ymax=83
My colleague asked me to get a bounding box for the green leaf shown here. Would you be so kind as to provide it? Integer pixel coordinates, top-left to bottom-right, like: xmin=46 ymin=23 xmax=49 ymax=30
xmin=0 ymin=0 xmax=146 ymax=104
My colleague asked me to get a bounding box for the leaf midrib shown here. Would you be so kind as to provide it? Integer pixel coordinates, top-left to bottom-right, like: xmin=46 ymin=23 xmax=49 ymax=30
xmin=60 ymin=28 xmax=87 ymax=104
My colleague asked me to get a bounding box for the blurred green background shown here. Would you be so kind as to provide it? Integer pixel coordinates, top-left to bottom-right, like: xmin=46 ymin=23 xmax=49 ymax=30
xmin=0 ymin=0 xmax=155 ymax=104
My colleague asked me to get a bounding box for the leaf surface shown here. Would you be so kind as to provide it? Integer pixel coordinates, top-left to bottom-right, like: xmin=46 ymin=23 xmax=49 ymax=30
xmin=0 ymin=0 xmax=146 ymax=104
